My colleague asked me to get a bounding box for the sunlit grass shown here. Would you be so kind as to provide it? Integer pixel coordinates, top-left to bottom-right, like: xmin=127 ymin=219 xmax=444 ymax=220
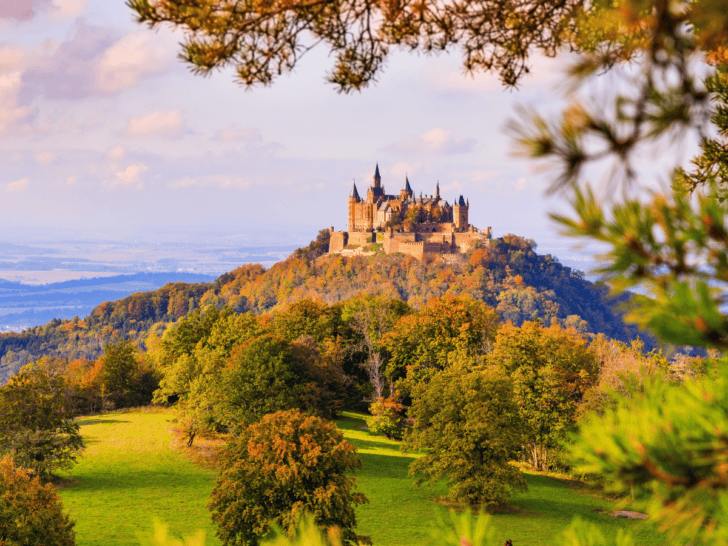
xmin=58 ymin=409 xmax=220 ymax=546
xmin=338 ymin=412 xmax=665 ymax=546
xmin=58 ymin=409 xmax=664 ymax=546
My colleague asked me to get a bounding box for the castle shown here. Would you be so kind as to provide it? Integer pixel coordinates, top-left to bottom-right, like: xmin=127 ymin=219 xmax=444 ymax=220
xmin=329 ymin=164 xmax=491 ymax=260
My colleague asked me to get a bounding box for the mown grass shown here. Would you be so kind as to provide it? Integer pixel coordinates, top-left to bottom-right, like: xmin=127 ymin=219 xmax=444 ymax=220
xmin=338 ymin=412 xmax=665 ymax=546
xmin=58 ymin=409 xmax=221 ymax=546
xmin=58 ymin=409 xmax=665 ymax=546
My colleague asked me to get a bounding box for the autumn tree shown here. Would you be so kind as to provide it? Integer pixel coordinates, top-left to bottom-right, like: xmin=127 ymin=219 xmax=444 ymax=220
xmin=488 ymin=321 xmax=598 ymax=470
xmin=208 ymin=409 xmax=368 ymax=546
xmin=0 ymin=457 xmax=76 ymax=546
xmin=382 ymin=295 xmax=500 ymax=390
xmin=405 ymin=358 xmax=526 ymax=506
xmin=0 ymin=365 xmax=84 ymax=479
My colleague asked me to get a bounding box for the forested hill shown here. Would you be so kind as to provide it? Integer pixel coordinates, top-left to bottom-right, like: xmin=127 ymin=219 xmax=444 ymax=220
xmin=0 ymin=234 xmax=644 ymax=380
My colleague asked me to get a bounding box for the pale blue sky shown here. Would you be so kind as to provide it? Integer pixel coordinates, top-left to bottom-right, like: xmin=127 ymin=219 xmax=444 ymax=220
xmin=0 ymin=0 xmax=676 ymax=271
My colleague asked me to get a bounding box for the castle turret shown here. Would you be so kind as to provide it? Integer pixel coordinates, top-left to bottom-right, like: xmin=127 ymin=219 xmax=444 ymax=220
xmin=348 ymin=181 xmax=360 ymax=231
xmin=453 ymin=194 xmax=469 ymax=230
xmin=400 ymin=175 xmax=413 ymax=200
xmin=373 ymin=163 xmax=381 ymax=189
xmin=435 ymin=181 xmax=440 ymax=199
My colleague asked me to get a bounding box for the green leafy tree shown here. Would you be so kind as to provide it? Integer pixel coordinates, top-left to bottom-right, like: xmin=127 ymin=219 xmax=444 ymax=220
xmin=405 ymin=358 xmax=527 ymax=506
xmin=208 ymin=409 xmax=368 ymax=546
xmin=218 ymin=334 xmax=308 ymax=432
xmin=0 ymin=457 xmax=76 ymax=546
xmin=488 ymin=321 xmax=598 ymax=470
xmin=100 ymin=339 xmax=157 ymax=409
xmin=0 ymin=366 xmax=84 ymax=479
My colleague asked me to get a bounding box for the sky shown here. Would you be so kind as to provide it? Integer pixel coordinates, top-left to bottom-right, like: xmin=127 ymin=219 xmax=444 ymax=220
xmin=0 ymin=0 xmax=678 ymax=269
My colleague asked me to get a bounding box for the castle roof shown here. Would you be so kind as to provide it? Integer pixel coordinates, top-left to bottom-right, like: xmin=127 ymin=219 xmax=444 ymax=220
xmin=350 ymin=181 xmax=360 ymax=199
xmin=378 ymin=201 xmax=391 ymax=211
xmin=403 ymin=176 xmax=412 ymax=193
xmin=458 ymin=195 xmax=466 ymax=206
xmin=374 ymin=163 xmax=381 ymax=181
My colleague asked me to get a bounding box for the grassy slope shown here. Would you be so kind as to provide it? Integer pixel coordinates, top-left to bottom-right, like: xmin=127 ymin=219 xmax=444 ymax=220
xmin=58 ymin=410 xmax=221 ymax=546
xmin=338 ymin=414 xmax=665 ymax=546
xmin=59 ymin=410 xmax=664 ymax=546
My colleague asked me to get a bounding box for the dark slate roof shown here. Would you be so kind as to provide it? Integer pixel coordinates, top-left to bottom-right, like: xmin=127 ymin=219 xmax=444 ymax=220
xmin=374 ymin=164 xmax=381 ymax=180
xmin=350 ymin=181 xmax=360 ymax=199
xmin=403 ymin=176 xmax=412 ymax=192
xmin=458 ymin=195 xmax=466 ymax=206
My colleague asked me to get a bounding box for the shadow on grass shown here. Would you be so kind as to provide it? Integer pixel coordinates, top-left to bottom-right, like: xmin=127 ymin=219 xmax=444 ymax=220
xmin=358 ymin=450 xmax=416 ymax=481
xmin=63 ymin=467 xmax=207 ymax=493
xmin=78 ymin=418 xmax=131 ymax=426
xmin=507 ymin=473 xmax=607 ymax=523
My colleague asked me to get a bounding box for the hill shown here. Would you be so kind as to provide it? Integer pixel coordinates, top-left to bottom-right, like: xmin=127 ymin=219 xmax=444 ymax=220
xmin=0 ymin=234 xmax=645 ymax=381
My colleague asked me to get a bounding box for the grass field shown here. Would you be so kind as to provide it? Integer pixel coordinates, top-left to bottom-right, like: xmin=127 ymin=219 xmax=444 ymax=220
xmin=58 ymin=409 xmax=665 ymax=546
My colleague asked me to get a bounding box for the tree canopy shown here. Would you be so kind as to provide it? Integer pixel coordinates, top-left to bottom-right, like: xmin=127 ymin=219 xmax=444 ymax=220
xmin=208 ymin=409 xmax=368 ymax=546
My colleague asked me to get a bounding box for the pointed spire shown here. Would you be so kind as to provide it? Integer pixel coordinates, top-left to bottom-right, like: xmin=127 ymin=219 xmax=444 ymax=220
xmin=436 ymin=181 xmax=440 ymax=198
xmin=350 ymin=180 xmax=360 ymax=200
xmin=403 ymin=174 xmax=412 ymax=193
xmin=458 ymin=195 xmax=466 ymax=206
xmin=373 ymin=163 xmax=381 ymax=188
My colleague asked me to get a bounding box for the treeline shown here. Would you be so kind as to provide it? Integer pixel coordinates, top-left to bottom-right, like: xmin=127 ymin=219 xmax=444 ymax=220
xmin=0 ymin=234 xmax=649 ymax=382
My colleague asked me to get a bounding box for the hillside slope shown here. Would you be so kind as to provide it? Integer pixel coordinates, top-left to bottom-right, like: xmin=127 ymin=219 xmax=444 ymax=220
xmin=0 ymin=235 xmax=643 ymax=380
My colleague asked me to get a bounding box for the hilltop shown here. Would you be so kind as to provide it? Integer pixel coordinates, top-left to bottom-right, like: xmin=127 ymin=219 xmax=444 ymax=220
xmin=0 ymin=233 xmax=645 ymax=380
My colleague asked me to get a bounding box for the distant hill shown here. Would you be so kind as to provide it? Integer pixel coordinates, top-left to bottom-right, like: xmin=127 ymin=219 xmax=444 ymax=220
xmin=0 ymin=235 xmax=647 ymax=381
xmin=0 ymin=272 xmax=216 ymax=332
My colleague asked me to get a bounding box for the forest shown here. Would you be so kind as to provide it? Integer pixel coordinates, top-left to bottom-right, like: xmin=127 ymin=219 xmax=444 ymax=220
xmin=0 ymin=233 xmax=655 ymax=382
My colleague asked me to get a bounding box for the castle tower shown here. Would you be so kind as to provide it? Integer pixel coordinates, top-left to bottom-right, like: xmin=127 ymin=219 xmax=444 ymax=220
xmin=435 ymin=182 xmax=440 ymax=199
xmin=400 ymin=175 xmax=413 ymax=200
xmin=348 ymin=181 xmax=360 ymax=232
xmin=453 ymin=195 xmax=469 ymax=230
xmin=373 ymin=163 xmax=381 ymax=189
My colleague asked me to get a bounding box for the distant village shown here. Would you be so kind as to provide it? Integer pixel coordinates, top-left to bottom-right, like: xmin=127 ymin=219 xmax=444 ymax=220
xmin=330 ymin=165 xmax=491 ymax=260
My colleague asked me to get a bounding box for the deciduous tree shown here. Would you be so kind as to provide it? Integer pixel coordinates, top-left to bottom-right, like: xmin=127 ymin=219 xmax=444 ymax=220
xmin=0 ymin=457 xmax=76 ymax=546
xmin=0 ymin=366 xmax=84 ymax=479
xmin=208 ymin=409 xmax=368 ymax=546
xmin=405 ymin=359 xmax=526 ymax=506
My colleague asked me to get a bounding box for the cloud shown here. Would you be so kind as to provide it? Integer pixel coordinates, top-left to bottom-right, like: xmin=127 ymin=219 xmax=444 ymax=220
xmin=106 ymin=145 xmax=125 ymax=160
xmin=96 ymin=33 xmax=169 ymax=94
xmin=123 ymin=109 xmax=185 ymax=138
xmin=6 ymin=178 xmax=29 ymax=192
xmin=110 ymin=164 xmax=147 ymax=188
xmin=18 ymin=21 xmax=170 ymax=102
xmin=0 ymin=46 xmax=35 ymax=136
xmin=213 ymin=126 xmax=262 ymax=143
xmin=168 ymin=175 xmax=254 ymax=190
xmin=381 ymin=128 xmax=477 ymax=155
xmin=35 ymin=151 xmax=56 ymax=164
xmin=0 ymin=0 xmax=52 ymax=21
xmin=515 ymin=177 xmax=527 ymax=190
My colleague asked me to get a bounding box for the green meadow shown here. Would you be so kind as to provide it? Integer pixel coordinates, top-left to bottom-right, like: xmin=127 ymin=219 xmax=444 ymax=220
xmin=58 ymin=409 xmax=665 ymax=546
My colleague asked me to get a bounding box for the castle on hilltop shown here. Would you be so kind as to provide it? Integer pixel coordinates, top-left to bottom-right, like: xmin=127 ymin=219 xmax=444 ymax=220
xmin=329 ymin=164 xmax=491 ymax=260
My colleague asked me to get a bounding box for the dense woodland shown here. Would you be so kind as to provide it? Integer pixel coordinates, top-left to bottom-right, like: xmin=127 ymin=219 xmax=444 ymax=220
xmin=0 ymin=234 xmax=653 ymax=382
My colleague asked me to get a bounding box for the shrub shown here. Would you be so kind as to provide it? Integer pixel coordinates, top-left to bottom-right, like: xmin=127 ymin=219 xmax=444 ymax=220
xmin=367 ymin=397 xmax=406 ymax=440
xmin=208 ymin=409 xmax=368 ymax=546
xmin=0 ymin=457 xmax=76 ymax=546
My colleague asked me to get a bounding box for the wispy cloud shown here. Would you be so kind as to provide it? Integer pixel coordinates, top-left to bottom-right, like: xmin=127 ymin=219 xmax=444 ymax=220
xmin=123 ymin=110 xmax=185 ymax=138
xmin=109 ymin=164 xmax=148 ymax=188
xmin=6 ymin=178 xmax=29 ymax=192
xmin=0 ymin=0 xmax=52 ymax=21
xmin=381 ymin=128 xmax=477 ymax=155
xmin=18 ymin=21 xmax=170 ymax=102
